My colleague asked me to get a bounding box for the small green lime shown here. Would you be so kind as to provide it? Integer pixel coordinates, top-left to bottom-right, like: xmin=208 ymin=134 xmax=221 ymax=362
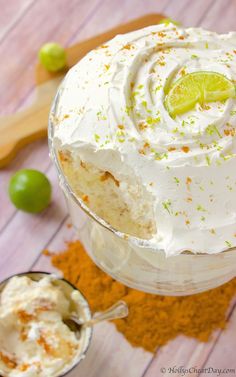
xmin=39 ymin=42 xmax=66 ymax=72
xmin=159 ymin=18 xmax=181 ymax=26
xmin=9 ymin=169 xmax=52 ymax=213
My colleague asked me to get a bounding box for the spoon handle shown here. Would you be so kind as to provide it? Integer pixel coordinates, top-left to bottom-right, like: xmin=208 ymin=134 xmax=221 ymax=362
xmin=88 ymin=301 xmax=128 ymax=325
xmin=70 ymin=301 xmax=129 ymax=328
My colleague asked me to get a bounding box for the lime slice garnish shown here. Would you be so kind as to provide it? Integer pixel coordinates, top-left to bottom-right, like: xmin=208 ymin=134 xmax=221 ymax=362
xmin=165 ymin=71 xmax=235 ymax=117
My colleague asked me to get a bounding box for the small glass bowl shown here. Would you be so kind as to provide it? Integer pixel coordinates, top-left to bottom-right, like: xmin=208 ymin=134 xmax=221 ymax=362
xmin=49 ymin=79 xmax=236 ymax=296
xmin=0 ymin=271 xmax=93 ymax=377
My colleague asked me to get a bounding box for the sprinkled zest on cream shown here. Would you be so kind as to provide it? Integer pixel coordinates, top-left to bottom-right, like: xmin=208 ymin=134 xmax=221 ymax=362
xmin=53 ymin=23 xmax=236 ymax=256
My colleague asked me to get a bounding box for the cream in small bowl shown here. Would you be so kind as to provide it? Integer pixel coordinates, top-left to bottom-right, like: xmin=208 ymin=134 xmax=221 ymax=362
xmin=0 ymin=272 xmax=92 ymax=377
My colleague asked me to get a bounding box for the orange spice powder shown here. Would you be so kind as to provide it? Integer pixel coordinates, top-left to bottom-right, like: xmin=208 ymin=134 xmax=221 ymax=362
xmin=47 ymin=240 xmax=236 ymax=353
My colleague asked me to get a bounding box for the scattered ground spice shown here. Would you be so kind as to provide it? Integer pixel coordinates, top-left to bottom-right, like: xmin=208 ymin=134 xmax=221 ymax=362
xmin=18 ymin=364 xmax=30 ymax=372
xmin=37 ymin=335 xmax=52 ymax=355
xmin=42 ymin=249 xmax=54 ymax=257
xmin=100 ymin=171 xmax=120 ymax=187
xmin=168 ymin=146 xmax=176 ymax=152
xmin=122 ymin=44 xmax=133 ymax=50
xmin=17 ymin=310 xmax=35 ymax=324
xmin=49 ymin=240 xmax=236 ymax=353
xmin=0 ymin=352 xmax=17 ymax=369
xmin=181 ymin=146 xmax=190 ymax=153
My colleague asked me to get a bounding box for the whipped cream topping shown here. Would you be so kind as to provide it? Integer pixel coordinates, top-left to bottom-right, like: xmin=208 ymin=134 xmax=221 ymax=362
xmin=0 ymin=275 xmax=88 ymax=377
xmin=53 ymin=23 xmax=236 ymax=256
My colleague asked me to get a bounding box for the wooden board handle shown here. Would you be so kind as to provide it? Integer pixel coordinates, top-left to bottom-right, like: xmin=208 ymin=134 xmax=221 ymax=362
xmin=0 ymin=13 xmax=164 ymax=168
xmin=36 ymin=13 xmax=165 ymax=85
xmin=0 ymin=78 xmax=61 ymax=168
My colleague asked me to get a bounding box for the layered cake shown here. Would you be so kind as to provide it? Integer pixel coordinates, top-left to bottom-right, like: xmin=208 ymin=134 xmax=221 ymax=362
xmin=52 ymin=22 xmax=236 ymax=256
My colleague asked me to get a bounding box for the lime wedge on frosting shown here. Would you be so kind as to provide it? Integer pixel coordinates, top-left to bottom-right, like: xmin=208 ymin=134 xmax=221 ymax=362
xmin=165 ymin=71 xmax=235 ymax=117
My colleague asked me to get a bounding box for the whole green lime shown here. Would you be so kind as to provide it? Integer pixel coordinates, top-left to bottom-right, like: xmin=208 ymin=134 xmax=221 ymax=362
xmin=38 ymin=42 xmax=66 ymax=72
xmin=159 ymin=18 xmax=181 ymax=26
xmin=9 ymin=169 xmax=52 ymax=213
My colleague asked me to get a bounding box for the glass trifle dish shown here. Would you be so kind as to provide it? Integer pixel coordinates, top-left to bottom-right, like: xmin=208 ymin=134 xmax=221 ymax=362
xmin=49 ymin=22 xmax=236 ymax=295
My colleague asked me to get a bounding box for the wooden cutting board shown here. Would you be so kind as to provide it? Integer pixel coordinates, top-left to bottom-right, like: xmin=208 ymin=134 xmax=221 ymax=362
xmin=0 ymin=13 xmax=164 ymax=168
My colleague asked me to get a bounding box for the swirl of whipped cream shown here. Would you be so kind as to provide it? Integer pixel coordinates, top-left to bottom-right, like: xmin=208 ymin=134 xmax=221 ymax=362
xmin=53 ymin=23 xmax=236 ymax=256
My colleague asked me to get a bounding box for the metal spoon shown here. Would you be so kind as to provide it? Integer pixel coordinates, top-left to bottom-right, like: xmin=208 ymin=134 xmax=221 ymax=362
xmin=64 ymin=300 xmax=128 ymax=336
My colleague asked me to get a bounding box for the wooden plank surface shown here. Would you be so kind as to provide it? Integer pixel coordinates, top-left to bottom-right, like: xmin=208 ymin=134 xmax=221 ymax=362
xmin=1 ymin=1 xmax=236 ymax=376
xmin=0 ymin=14 xmax=165 ymax=168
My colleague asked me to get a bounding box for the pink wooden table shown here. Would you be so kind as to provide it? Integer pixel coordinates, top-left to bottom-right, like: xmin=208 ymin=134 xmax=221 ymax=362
xmin=1 ymin=1 xmax=236 ymax=376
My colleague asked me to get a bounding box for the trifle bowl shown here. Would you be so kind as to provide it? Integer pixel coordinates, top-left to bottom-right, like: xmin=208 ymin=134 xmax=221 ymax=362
xmin=49 ymin=22 xmax=236 ymax=295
